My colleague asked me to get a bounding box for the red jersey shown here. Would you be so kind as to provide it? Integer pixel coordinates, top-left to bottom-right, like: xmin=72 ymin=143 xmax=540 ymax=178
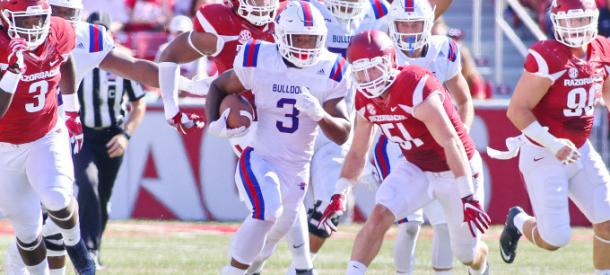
xmin=0 ymin=17 xmax=75 ymax=144
xmin=524 ymin=37 xmax=610 ymax=147
xmin=193 ymin=3 xmax=275 ymax=74
xmin=356 ymin=65 xmax=475 ymax=172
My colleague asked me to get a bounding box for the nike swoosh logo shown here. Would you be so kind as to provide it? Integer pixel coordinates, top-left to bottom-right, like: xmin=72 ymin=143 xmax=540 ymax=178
xmin=533 ymin=157 xmax=544 ymax=162
xmin=49 ymin=59 xmax=59 ymax=66
xmin=292 ymin=243 xmax=304 ymax=249
xmin=390 ymin=106 xmax=397 ymax=112
xmin=500 ymin=246 xmax=512 ymax=260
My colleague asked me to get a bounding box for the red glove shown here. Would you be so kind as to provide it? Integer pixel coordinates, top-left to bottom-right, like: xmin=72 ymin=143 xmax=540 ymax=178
xmin=7 ymin=38 xmax=27 ymax=74
xmin=65 ymin=111 xmax=83 ymax=154
xmin=462 ymin=194 xmax=491 ymax=237
xmin=317 ymin=194 xmax=345 ymax=235
xmin=169 ymin=112 xmax=205 ymax=134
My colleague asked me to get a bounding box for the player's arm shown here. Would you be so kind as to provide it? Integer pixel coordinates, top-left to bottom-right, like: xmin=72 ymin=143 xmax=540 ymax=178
xmin=445 ymin=73 xmax=473 ymax=129
xmin=0 ymin=76 xmax=18 ymax=118
xmin=414 ymin=93 xmax=471 ymax=185
xmin=59 ymin=55 xmax=85 ymax=154
xmin=318 ymin=97 xmax=351 ymax=145
xmin=0 ymin=38 xmax=28 ymax=118
xmin=317 ymin=114 xmax=374 ymax=232
xmin=59 ymin=55 xmax=77 ymax=97
xmin=602 ymin=75 xmax=610 ymax=112
xmin=158 ymin=31 xmax=220 ymax=64
xmin=206 ymin=69 xmax=246 ymax=122
xmin=340 ymin=114 xmax=375 ymax=182
xmin=430 ymin=0 xmax=452 ymax=19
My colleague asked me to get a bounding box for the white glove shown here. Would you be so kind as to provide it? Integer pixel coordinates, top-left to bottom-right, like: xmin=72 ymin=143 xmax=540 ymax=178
xmin=295 ymin=86 xmax=325 ymax=122
xmin=207 ymin=108 xmax=249 ymax=138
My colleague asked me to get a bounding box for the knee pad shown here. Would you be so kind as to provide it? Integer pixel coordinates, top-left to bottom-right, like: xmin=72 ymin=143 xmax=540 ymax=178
xmin=41 ymin=190 xmax=72 ymax=212
xmin=16 ymin=234 xmax=43 ymax=252
xmin=539 ymin=225 xmax=571 ymax=248
xmin=44 ymin=233 xmax=66 ymax=257
xmin=307 ymin=201 xmax=339 ymax=239
xmin=402 ymin=221 xmax=421 ymax=238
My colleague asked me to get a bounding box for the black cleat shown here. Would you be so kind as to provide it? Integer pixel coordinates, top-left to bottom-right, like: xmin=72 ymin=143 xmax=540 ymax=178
xmin=500 ymin=206 xmax=524 ymax=264
xmin=65 ymin=240 xmax=96 ymax=275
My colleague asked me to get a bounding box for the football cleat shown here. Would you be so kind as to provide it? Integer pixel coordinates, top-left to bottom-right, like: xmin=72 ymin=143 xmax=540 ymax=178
xmin=500 ymin=206 xmax=524 ymax=264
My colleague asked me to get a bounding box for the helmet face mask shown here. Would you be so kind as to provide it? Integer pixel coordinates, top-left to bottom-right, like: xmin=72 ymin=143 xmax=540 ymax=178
xmin=325 ymin=0 xmax=365 ymax=20
xmin=236 ymin=0 xmax=278 ymax=26
xmin=275 ymin=1 xmax=327 ymax=68
xmin=351 ymin=55 xmax=394 ymax=98
xmin=550 ymin=0 xmax=599 ymax=48
xmin=49 ymin=0 xmax=83 ymax=25
xmin=388 ymin=0 xmax=434 ymax=52
xmin=1 ymin=3 xmax=51 ymax=50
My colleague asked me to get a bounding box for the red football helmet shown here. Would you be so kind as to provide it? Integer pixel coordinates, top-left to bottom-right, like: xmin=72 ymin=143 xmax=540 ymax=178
xmin=227 ymin=0 xmax=279 ymax=26
xmin=0 ymin=0 xmax=51 ymax=50
xmin=347 ymin=30 xmax=397 ymax=98
xmin=550 ymin=0 xmax=598 ymax=48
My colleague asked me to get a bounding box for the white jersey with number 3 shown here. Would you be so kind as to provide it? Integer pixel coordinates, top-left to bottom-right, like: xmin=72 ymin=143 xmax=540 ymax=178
xmin=233 ymin=41 xmax=350 ymax=166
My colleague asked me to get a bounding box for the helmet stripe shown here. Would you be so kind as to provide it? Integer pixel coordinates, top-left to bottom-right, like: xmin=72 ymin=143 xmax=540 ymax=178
xmin=370 ymin=0 xmax=388 ymax=19
xmin=405 ymin=0 xmax=414 ymax=12
xmin=301 ymin=1 xmax=314 ymax=27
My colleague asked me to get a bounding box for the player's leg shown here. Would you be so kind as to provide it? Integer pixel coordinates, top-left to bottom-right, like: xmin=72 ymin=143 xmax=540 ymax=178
xmin=43 ymin=218 xmax=67 ymax=275
xmin=284 ymin=204 xmax=314 ymax=274
xmin=249 ymin=165 xmax=311 ymax=274
xmin=566 ymin=141 xmax=610 ymax=273
xmin=308 ymin=142 xmax=347 ymax=254
xmin=431 ymin=171 xmax=488 ymax=274
xmin=25 ymin=128 xmax=94 ymax=273
xmin=393 ymin=213 xmax=423 ymax=275
xmin=347 ymin=161 xmax=431 ymax=275
xmin=423 ymin=201 xmax=453 ymax=274
xmin=222 ymin=148 xmax=283 ymax=274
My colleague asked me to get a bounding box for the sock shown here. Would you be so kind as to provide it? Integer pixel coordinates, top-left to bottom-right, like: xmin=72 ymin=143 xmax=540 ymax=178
xmin=221 ymin=265 xmax=246 ymax=275
xmin=434 ymin=271 xmax=452 ymax=275
xmin=596 ymin=270 xmax=610 ymax=275
xmin=25 ymin=259 xmax=50 ymax=275
xmin=394 ymin=222 xmax=420 ymax=274
xmin=431 ymin=223 xmax=453 ymax=270
xmin=468 ymin=261 xmax=488 ymax=275
xmin=513 ymin=212 xmax=533 ymax=234
xmin=286 ymin=205 xmax=313 ymax=270
xmin=50 ymin=267 xmax=66 ymax=275
xmin=346 ymin=260 xmax=367 ymax=275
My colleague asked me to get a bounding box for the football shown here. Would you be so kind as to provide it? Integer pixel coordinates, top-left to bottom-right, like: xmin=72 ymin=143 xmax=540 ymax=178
xmin=219 ymin=94 xmax=254 ymax=129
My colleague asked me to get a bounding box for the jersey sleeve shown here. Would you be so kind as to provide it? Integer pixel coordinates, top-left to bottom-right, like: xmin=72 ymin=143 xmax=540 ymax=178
xmin=443 ymin=37 xmax=462 ymax=82
xmin=523 ymin=41 xmax=566 ymax=82
xmin=52 ymin=17 xmax=76 ymax=55
xmin=354 ymin=93 xmax=369 ymax=120
xmin=324 ymin=55 xmax=351 ymax=101
xmin=403 ymin=66 xmax=445 ymax=108
xmin=193 ymin=4 xmax=220 ymax=35
xmin=232 ymin=40 xmax=261 ymax=91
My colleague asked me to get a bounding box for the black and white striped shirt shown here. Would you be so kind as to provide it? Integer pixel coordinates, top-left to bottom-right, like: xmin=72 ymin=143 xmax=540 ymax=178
xmin=78 ymin=68 xmax=145 ymax=129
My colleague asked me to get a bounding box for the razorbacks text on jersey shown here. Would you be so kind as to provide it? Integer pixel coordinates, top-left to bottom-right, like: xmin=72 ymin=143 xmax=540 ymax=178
xmin=193 ymin=3 xmax=276 ymax=74
xmin=0 ymin=17 xmax=75 ymax=144
xmin=524 ymin=36 xmax=610 ymax=148
xmin=71 ymin=21 xmax=115 ymax=84
xmin=311 ymin=0 xmax=389 ymax=57
xmin=396 ymin=35 xmax=461 ymax=83
xmin=356 ymin=65 xmax=474 ymax=172
xmin=233 ymin=40 xmax=350 ymax=166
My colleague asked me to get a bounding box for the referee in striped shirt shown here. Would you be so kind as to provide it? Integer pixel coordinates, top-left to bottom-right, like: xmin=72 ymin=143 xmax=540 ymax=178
xmin=74 ymin=13 xmax=147 ymax=267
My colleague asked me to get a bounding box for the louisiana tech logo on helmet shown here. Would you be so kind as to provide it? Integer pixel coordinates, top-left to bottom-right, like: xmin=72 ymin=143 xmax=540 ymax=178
xmin=239 ymin=30 xmax=253 ymax=44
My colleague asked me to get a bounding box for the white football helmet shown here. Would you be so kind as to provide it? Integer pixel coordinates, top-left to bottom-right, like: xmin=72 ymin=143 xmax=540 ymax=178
xmin=325 ymin=0 xmax=367 ymax=20
xmin=550 ymin=0 xmax=599 ymax=48
xmin=49 ymin=0 xmax=83 ymax=24
xmin=275 ymin=1 xmax=327 ymax=67
xmin=231 ymin=0 xmax=279 ymax=26
xmin=387 ymin=0 xmax=434 ymax=52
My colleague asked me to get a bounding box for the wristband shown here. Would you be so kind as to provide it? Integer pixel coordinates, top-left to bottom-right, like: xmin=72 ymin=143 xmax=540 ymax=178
xmin=522 ymin=121 xmax=564 ymax=155
xmin=62 ymin=93 xmax=80 ymax=112
xmin=456 ymin=175 xmax=475 ymax=199
xmin=121 ymin=129 xmax=131 ymax=140
xmin=334 ymin=178 xmax=353 ymax=196
xmin=0 ymin=70 xmax=22 ymax=94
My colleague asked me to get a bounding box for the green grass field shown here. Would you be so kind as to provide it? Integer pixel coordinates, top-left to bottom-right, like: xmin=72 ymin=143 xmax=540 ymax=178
xmin=0 ymin=220 xmax=597 ymax=274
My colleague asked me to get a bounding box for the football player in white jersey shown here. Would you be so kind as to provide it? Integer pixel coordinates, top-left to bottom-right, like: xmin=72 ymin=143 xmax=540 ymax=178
xmin=367 ymin=0 xmax=475 ymax=274
xmin=205 ymin=2 xmax=351 ymax=274
xmin=3 ymin=1 xmax=207 ymax=274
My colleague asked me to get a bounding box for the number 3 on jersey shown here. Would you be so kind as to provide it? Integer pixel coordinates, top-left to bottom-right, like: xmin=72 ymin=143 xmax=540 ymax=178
xmin=379 ymin=123 xmax=424 ymax=150
xmin=276 ymin=98 xmax=300 ymax=133
xmin=26 ymin=80 xmax=48 ymax=113
xmin=564 ymin=84 xmax=600 ymax=117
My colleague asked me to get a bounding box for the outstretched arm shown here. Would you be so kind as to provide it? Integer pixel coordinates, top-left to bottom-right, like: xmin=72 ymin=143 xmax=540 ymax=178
xmin=318 ymin=97 xmax=351 ymax=145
